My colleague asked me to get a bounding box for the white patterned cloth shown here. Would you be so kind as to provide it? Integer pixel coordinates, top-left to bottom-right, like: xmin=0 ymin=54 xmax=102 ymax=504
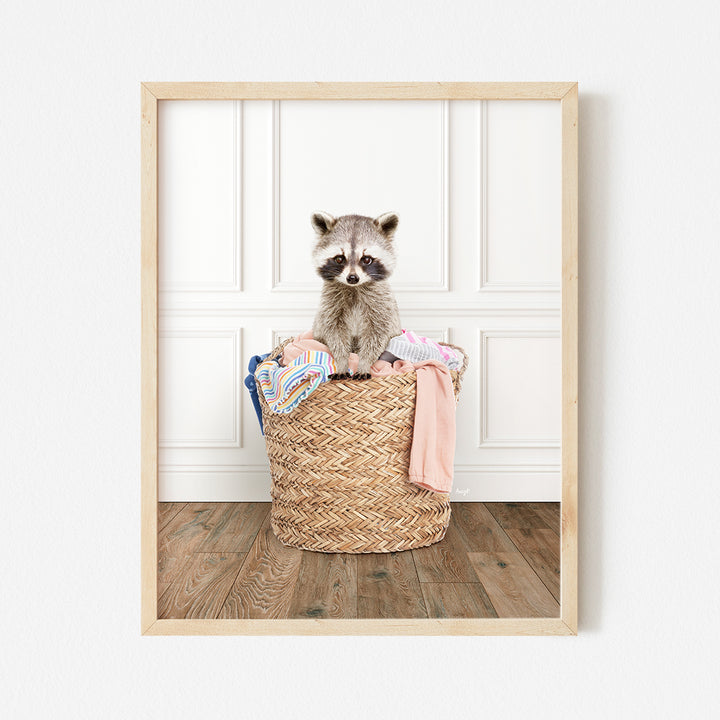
xmin=385 ymin=330 xmax=463 ymax=370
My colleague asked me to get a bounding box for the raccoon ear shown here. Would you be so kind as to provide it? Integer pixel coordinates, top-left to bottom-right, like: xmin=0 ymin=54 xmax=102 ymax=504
xmin=311 ymin=212 xmax=336 ymax=236
xmin=373 ymin=212 xmax=399 ymax=239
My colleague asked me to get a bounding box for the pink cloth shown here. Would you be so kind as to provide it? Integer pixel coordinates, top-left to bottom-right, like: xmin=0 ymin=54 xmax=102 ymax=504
xmin=371 ymin=358 xmax=456 ymax=494
xmin=282 ymin=332 xmax=456 ymax=495
xmin=407 ymin=361 xmax=456 ymax=494
xmin=281 ymin=330 xmax=359 ymax=374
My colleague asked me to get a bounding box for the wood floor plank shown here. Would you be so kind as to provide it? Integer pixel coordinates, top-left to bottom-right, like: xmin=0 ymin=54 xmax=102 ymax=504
xmin=484 ymin=502 xmax=551 ymax=531
xmin=196 ymin=502 xmax=270 ymax=553
xmin=218 ymin=513 xmax=304 ymax=619
xmin=157 ymin=502 xmax=187 ymax=532
xmin=467 ymin=551 xmax=560 ymax=618
xmin=451 ymin=503 xmax=519 ymax=552
xmin=505 ymin=528 xmax=561 ymax=602
xmin=357 ymin=552 xmax=427 ymax=619
xmin=412 ymin=520 xmax=480 ymax=583
xmin=158 ymin=553 xmax=246 ymax=619
xmin=287 ymin=553 xmax=358 ymax=619
xmin=157 ymin=503 xmax=230 ymax=586
xmin=421 ymin=583 xmax=498 ymax=619
xmin=158 ymin=502 xmax=564 ymax=621
xmin=526 ymin=502 xmax=561 ymax=536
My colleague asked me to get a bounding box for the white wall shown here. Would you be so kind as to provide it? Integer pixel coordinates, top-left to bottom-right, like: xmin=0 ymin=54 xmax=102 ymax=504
xmin=158 ymin=99 xmax=562 ymax=502
xmin=1 ymin=1 xmax=718 ymax=718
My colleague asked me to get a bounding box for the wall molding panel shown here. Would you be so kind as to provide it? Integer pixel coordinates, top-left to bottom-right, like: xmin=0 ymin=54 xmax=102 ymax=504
xmin=270 ymin=100 xmax=450 ymax=293
xmin=159 ymin=303 xmax=562 ymax=318
xmin=159 ymin=328 xmax=242 ymax=449
xmin=159 ymin=100 xmax=243 ymax=293
xmin=477 ymin=99 xmax=562 ymax=293
xmin=479 ymin=329 xmax=561 ymax=448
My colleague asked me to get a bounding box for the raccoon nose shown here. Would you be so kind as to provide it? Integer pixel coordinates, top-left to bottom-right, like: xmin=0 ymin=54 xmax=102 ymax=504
xmin=346 ymin=273 xmax=359 ymax=284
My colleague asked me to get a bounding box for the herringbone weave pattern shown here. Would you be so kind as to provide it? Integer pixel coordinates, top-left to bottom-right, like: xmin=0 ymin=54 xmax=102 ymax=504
xmin=257 ymin=340 xmax=468 ymax=553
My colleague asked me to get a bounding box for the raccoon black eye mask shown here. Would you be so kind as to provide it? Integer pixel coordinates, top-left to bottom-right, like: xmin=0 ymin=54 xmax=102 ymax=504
xmin=319 ymin=252 xmax=386 ymax=284
xmin=311 ymin=211 xmax=403 ymax=378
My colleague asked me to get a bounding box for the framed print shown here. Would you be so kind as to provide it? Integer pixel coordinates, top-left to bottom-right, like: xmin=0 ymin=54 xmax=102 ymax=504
xmin=141 ymin=82 xmax=578 ymax=635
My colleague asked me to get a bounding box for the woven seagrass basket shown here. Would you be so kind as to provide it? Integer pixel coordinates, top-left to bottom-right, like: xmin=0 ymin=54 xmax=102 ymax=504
xmin=257 ymin=339 xmax=468 ymax=554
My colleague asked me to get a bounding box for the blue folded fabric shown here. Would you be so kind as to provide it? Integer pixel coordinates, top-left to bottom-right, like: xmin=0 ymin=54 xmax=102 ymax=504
xmin=244 ymin=352 xmax=270 ymax=434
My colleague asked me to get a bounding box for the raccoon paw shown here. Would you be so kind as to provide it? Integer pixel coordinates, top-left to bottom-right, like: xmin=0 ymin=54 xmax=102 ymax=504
xmin=329 ymin=372 xmax=351 ymax=380
xmin=353 ymin=373 xmax=372 ymax=380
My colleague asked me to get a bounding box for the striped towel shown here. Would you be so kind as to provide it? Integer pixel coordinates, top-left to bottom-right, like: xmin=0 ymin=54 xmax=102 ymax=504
xmin=255 ymin=350 xmax=337 ymax=414
xmin=386 ymin=330 xmax=463 ymax=370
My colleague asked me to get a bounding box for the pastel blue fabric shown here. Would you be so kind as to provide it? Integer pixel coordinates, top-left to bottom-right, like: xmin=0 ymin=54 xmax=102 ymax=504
xmin=244 ymin=352 xmax=270 ymax=434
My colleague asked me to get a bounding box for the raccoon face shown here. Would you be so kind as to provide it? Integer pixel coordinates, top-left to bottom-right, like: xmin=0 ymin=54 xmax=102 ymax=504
xmin=311 ymin=212 xmax=399 ymax=286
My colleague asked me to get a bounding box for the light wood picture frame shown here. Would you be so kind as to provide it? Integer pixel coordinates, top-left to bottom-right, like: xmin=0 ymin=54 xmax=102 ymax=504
xmin=141 ymin=82 xmax=578 ymax=636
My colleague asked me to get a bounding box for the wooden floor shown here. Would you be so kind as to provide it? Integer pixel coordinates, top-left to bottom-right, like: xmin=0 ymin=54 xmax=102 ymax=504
xmin=157 ymin=502 xmax=560 ymax=620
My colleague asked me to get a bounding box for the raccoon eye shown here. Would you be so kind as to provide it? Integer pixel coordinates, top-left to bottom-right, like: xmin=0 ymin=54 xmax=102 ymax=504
xmin=333 ymin=255 xmax=345 ymax=265
xmin=361 ymin=255 xmax=373 ymax=265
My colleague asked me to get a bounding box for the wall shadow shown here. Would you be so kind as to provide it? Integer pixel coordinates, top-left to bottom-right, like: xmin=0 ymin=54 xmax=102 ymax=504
xmin=577 ymin=92 xmax=612 ymax=632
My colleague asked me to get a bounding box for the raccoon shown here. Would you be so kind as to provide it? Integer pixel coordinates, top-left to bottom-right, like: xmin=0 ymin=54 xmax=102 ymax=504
xmin=311 ymin=211 xmax=402 ymax=378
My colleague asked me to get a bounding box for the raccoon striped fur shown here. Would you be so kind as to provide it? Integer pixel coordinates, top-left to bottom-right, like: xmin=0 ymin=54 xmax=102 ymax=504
xmin=311 ymin=211 xmax=402 ymax=378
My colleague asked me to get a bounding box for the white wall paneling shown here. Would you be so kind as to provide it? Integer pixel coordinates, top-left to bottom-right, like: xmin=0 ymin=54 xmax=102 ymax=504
xmin=272 ymin=100 xmax=449 ymax=292
xmin=481 ymin=100 xmax=562 ymax=292
xmin=159 ymin=99 xmax=563 ymax=501
xmin=158 ymin=100 xmax=242 ymax=291
xmin=448 ymin=313 xmax=561 ymax=501
xmin=159 ymin=316 xmax=282 ymax=501
xmin=480 ymin=330 xmax=561 ymax=447
xmin=159 ymin=329 xmax=241 ymax=448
